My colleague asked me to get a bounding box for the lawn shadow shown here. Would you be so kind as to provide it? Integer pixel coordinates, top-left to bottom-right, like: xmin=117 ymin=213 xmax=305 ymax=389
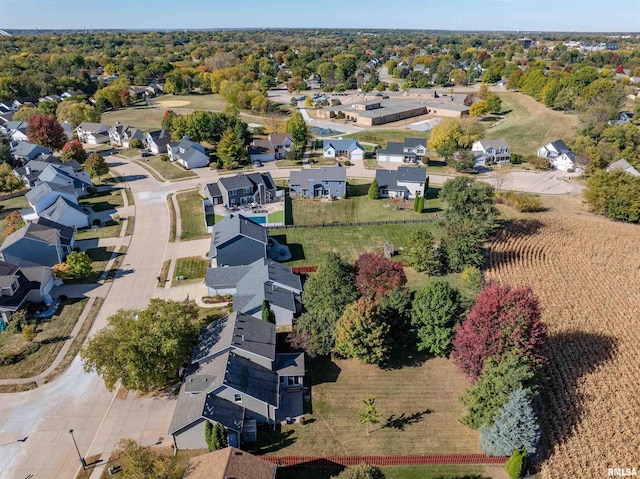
xmin=284 ymin=191 xmax=294 ymax=225
xmin=277 ymin=463 xmax=345 ymax=479
xmin=270 ymin=234 xmax=305 ymax=262
xmin=347 ymin=182 xmax=371 ymax=197
xmin=537 ymin=331 xmax=618 ymax=468
xmin=245 ymin=425 xmax=296 ymax=455
xmin=377 ymin=408 xmax=432 ymax=432
xmin=384 ymin=341 xmax=430 ymax=370
xmin=37 ymin=335 xmax=70 ymax=345
xmin=309 ymin=356 xmax=341 ymax=385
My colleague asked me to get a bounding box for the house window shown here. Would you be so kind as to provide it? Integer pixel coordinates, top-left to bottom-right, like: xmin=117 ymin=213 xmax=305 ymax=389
xmin=243 ymin=187 xmax=252 ymax=194
xmin=287 ymin=377 xmax=300 ymax=386
xmin=280 ymin=376 xmax=285 ymax=383
xmin=234 ymin=393 xmax=242 ymax=403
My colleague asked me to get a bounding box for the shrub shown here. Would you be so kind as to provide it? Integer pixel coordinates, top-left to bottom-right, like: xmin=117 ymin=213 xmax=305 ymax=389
xmin=0 ymin=342 xmax=41 ymax=366
xmin=344 ymin=160 xmax=351 ymax=166
xmin=161 ymin=154 xmax=169 ymax=162
xmin=505 ymin=448 xmax=527 ymax=479
xmin=22 ymin=324 xmax=37 ymax=342
xmin=496 ymin=191 xmax=544 ymax=212
xmin=86 ymin=186 xmax=98 ymax=195
xmin=529 ymin=156 xmax=551 ymax=170
xmin=128 ymin=138 xmax=142 ymax=149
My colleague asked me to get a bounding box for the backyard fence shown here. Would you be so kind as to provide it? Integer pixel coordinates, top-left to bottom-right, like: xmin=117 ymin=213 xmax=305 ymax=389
xmin=264 ymin=454 xmax=508 ymax=467
xmin=0 ymin=189 xmax=28 ymax=202
xmin=268 ymin=216 xmax=442 ymax=230
xmin=291 ymin=266 xmax=318 ymax=274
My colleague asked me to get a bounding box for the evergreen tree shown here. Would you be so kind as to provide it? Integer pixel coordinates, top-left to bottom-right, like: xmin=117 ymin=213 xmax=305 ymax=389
xmin=404 ymin=227 xmax=441 ymax=274
xmin=417 ymin=194 xmax=425 ymax=213
xmin=212 ymin=422 xmax=228 ymax=450
xmin=204 ymin=420 xmax=214 ymax=452
xmin=217 ymin=127 xmax=245 ymax=169
xmin=505 ymin=448 xmax=528 ymax=479
xmin=261 ymin=299 xmax=276 ymax=324
xmin=479 ymin=387 xmax=540 ymax=457
xmin=368 ymin=179 xmax=380 ymax=199
xmin=413 ymin=194 xmax=420 ymax=212
xmin=357 ymin=396 xmax=382 ymax=435
xmin=335 ymin=299 xmax=389 ymax=365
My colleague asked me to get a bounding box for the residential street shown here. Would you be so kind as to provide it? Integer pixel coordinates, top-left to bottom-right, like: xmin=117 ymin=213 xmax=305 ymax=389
xmin=0 ymin=151 xmax=584 ymax=479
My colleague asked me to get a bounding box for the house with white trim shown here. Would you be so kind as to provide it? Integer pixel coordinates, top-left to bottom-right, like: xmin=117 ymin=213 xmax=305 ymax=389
xmin=76 ymin=122 xmax=110 ymax=145
xmin=323 ymin=139 xmax=365 ymax=161
xmin=376 ymin=138 xmax=427 ymax=164
xmin=167 ymin=136 xmax=210 ymax=169
xmin=537 ymin=139 xmax=576 ymax=171
xmin=375 ymin=166 xmax=428 ymax=200
xmin=471 ymin=140 xmax=511 ymax=166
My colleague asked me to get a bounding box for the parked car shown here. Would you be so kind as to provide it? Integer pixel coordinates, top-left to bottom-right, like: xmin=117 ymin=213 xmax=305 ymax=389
xmin=252 ymin=160 xmax=263 ymax=167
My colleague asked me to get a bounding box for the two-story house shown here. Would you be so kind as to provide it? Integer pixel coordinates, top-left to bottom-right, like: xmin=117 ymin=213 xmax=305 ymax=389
xmin=0 ymin=261 xmax=55 ymax=326
xmin=537 ymin=139 xmax=576 ymax=171
xmin=0 ymin=220 xmax=75 ymax=268
xmin=168 ymin=312 xmax=304 ymax=449
xmin=144 ymin=129 xmax=172 ymax=154
xmin=205 ymin=258 xmax=303 ymax=328
xmin=14 ymin=158 xmax=84 ymax=189
xmin=247 ymin=134 xmax=294 ymax=163
xmin=376 ymin=138 xmax=427 ymax=164
xmin=23 ymin=182 xmax=79 ymax=221
xmin=375 ymin=166 xmax=428 ymax=200
xmin=289 ymin=164 xmax=347 ymax=198
xmin=167 ymin=136 xmax=210 ymax=169
xmin=322 ymin=139 xmax=365 ymax=161
xmin=76 ymin=122 xmax=110 ymax=145
xmin=471 ymin=140 xmax=511 ymax=166
xmin=209 ymin=214 xmax=268 ymax=268
xmin=108 ymin=122 xmax=143 ymax=148
xmin=205 ymin=172 xmax=278 ymax=207
xmin=10 ymin=142 xmax=51 ymax=164
xmin=36 ymin=164 xmax=92 ymax=197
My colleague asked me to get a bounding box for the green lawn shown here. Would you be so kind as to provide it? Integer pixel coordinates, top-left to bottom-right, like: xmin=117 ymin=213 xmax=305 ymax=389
xmin=135 ymin=156 xmax=199 ymax=181
xmin=290 ymin=183 xmax=442 ymax=226
xmin=277 ymin=465 xmax=496 ymax=479
xmin=176 ymin=190 xmax=209 ymax=241
xmin=250 ymin=356 xmax=479 ymax=456
xmin=80 ymin=188 xmax=124 ymax=211
xmin=485 ymin=92 xmax=579 ymax=157
xmin=0 ymin=195 xmax=30 ymax=244
xmin=0 ymin=299 xmax=89 ymax=379
xmin=102 ymin=107 xmax=166 ymax=132
xmin=75 ymin=220 xmax=122 ymax=240
xmin=343 ymin=129 xmax=430 ymax=146
xmin=151 ymin=93 xmax=227 ymax=111
xmin=172 ymin=256 xmax=209 ymax=286
xmin=272 ymin=222 xmax=444 ymax=267
xmin=85 ymin=246 xmax=117 ymax=282
xmin=116 ymin=148 xmax=141 ymax=158
xmin=268 ymin=210 xmax=284 ymax=223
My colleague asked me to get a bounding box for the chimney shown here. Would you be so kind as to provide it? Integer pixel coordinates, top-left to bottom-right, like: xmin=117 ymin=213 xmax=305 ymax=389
xmin=24 ymin=165 xmax=31 ymax=175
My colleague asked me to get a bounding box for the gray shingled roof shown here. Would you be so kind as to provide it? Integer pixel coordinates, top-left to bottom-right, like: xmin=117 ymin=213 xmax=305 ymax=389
xmin=26 ymin=181 xmax=76 ymax=206
xmin=376 ymin=167 xmax=426 ymax=191
xmin=77 ymin=122 xmax=110 ymax=133
xmin=205 ymin=182 xmax=222 ymax=200
xmin=10 ymin=142 xmax=51 ymax=159
xmin=275 ymin=352 xmax=305 ymax=377
xmin=548 ymin=139 xmax=571 ymax=154
xmin=209 ymin=214 xmax=268 ymax=258
xmin=322 ymin=139 xmax=363 ymax=153
xmin=218 ymin=174 xmax=254 ymax=192
xmin=224 ymin=352 xmax=278 ymax=406
xmin=289 ymin=165 xmax=346 ymax=185
xmin=191 ymin=312 xmax=276 ymax=363
xmin=1 ymin=222 xmax=61 ymax=250
xmin=606 ymin=159 xmax=640 ymax=176
xmin=0 ymin=261 xmax=19 ymax=287
xmin=147 ymin=129 xmax=172 ymax=146
xmin=476 ymin=139 xmax=509 ymax=150
xmin=206 ymin=265 xmax=252 ymax=289
xmin=39 ymin=196 xmax=88 ymax=223
xmin=34 ymin=218 xmax=74 ymax=246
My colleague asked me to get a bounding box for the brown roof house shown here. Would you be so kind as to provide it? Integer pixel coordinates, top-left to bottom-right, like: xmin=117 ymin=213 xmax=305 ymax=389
xmin=182 ymin=447 xmax=276 ymax=479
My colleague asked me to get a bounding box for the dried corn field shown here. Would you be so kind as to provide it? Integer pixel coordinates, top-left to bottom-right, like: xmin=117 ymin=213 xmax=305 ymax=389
xmin=485 ymin=213 xmax=640 ymax=477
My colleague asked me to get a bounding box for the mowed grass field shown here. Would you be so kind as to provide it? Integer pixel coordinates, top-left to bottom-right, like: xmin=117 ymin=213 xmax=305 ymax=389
xmin=176 ymin=189 xmax=209 ymax=241
xmin=290 ymin=183 xmax=442 ymax=225
xmin=134 ymin=156 xmax=198 ymax=181
xmin=102 ymin=106 xmax=166 ymax=132
xmin=485 ymin=92 xmax=579 ymax=156
xmin=344 ymin=129 xmax=430 ymax=146
xmin=272 ymin=222 xmax=444 ymax=267
xmin=253 ymin=356 xmax=479 ymax=456
xmin=485 ymin=206 xmax=640 ymax=477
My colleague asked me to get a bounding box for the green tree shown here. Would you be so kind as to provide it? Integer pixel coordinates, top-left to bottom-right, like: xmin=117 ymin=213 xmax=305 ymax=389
xmin=440 ymin=176 xmax=497 ymax=228
xmin=204 ymin=420 xmax=214 ymax=452
xmin=84 ymin=152 xmax=109 ymax=179
xmin=417 ymin=194 xmax=425 ymax=213
xmin=335 ymin=299 xmax=389 ymax=365
xmin=485 ymin=93 xmax=502 ymax=113
xmin=404 ymin=227 xmax=441 ymax=274
xmin=285 ymin=111 xmax=310 ymax=146
xmin=411 ymin=281 xmax=463 ymax=356
xmin=261 ymin=299 xmax=275 ymax=324
xmin=460 ymin=353 xmax=536 ymax=430
xmin=584 ymin=170 xmax=640 ymax=223
xmin=129 ymin=138 xmax=143 ymax=149
xmin=38 ymin=100 xmax=58 ymax=116
xmin=441 ymin=219 xmax=487 ymax=272
xmin=81 ymin=299 xmax=199 ymax=392
xmin=358 ymin=396 xmax=382 ymax=435
xmin=217 ymin=127 xmax=246 ymax=169
xmin=469 ymin=101 xmax=488 ymax=116
xmin=505 ymin=448 xmax=528 ymax=479
xmin=56 ymin=100 xmax=100 ymax=127
xmin=302 ymin=252 xmax=357 ymax=315
xmin=331 ymin=464 xmax=386 ymax=479
xmin=368 ymin=179 xmax=380 ymax=199
xmin=114 ymin=439 xmax=173 ymax=479
xmin=413 ymin=193 xmax=420 ymax=212
xmin=205 ymin=421 xmax=228 ymax=451
xmin=55 ymin=251 xmax=93 ymax=279
xmin=0 ymin=144 xmax=11 ymax=164
xmin=13 ymin=105 xmax=39 ymax=122
xmin=479 ymin=387 xmax=540 ymax=457
xmin=0 ymin=163 xmax=25 ymax=192
xmin=22 ymin=324 xmax=37 ymax=342
xmin=459 ymin=266 xmax=483 ymax=306
xmin=477 ymin=83 xmax=490 ymax=99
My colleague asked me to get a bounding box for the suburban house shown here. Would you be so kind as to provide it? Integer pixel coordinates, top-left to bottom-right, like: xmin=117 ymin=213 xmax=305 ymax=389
xmin=14 ymin=158 xmax=83 ymax=188
xmin=37 ymin=196 xmax=89 ymax=229
xmin=376 ymin=138 xmax=427 ymax=164
xmin=108 ymin=123 xmax=143 ymax=148
xmin=205 ymin=172 xmax=278 ymax=207
xmin=322 ymin=139 xmax=365 ymax=161
xmin=168 ymin=312 xmax=304 ymax=449
xmin=606 ymin=158 xmax=640 ymax=176
xmin=24 ymin=182 xmax=78 ymax=219
xmin=10 ymin=127 xmax=28 ymax=143
xmin=471 ymin=140 xmax=511 ymax=166
xmin=167 ymin=136 xmax=210 ymax=170
xmin=35 ymin=164 xmax=92 ymax=197
xmin=76 ymin=122 xmax=110 ymax=145
xmin=1 ymin=121 xmax=27 ymax=138
xmin=10 ymin=143 xmax=51 ymax=164
xmin=0 ymin=220 xmax=74 ymax=268
xmin=0 ymin=261 xmax=55 ymax=327
xmin=144 ymin=129 xmax=172 ymax=154
xmin=537 ymin=140 xmax=576 ymax=171
xmin=182 ymin=447 xmax=276 ymax=479
xmin=205 ymin=258 xmax=303 ymax=328
xmin=209 ymin=214 xmax=268 ymax=268
xmin=247 ymin=133 xmax=293 ymax=163
xmin=375 ymin=166 xmax=428 ymax=200
xmin=289 ymin=164 xmax=347 ymax=198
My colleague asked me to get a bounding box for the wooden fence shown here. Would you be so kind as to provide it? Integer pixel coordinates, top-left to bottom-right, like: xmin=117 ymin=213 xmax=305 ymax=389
xmin=263 ymin=453 xmax=508 ymax=467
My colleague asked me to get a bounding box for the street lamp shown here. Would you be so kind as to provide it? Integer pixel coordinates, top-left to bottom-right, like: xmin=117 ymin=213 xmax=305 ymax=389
xmin=69 ymin=429 xmax=87 ymax=469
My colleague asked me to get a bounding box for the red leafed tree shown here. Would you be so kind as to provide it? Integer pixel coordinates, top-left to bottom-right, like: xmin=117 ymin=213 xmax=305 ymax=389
xmin=26 ymin=114 xmax=67 ymax=151
xmin=354 ymin=253 xmax=406 ymax=300
xmin=61 ymin=140 xmax=87 ymax=163
xmin=452 ymin=283 xmax=547 ymax=382
xmin=614 ymin=64 xmax=625 ymax=74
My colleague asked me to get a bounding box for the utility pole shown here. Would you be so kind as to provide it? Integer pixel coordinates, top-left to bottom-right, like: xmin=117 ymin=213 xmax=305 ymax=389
xmin=69 ymin=430 xmax=86 ymax=469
